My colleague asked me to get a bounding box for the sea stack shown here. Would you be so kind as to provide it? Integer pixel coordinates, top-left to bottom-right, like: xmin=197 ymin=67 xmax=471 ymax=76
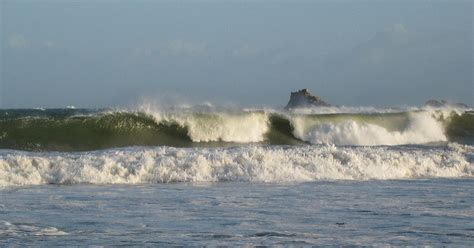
xmin=285 ymin=89 xmax=331 ymax=109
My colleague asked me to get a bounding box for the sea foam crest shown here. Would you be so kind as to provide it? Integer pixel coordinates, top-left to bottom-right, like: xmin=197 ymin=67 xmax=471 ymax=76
xmin=1 ymin=144 xmax=472 ymax=186
xmin=140 ymin=105 xmax=269 ymax=143
xmin=291 ymin=111 xmax=447 ymax=146
xmin=137 ymin=104 xmax=466 ymax=146
xmin=0 ymin=221 xmax=68 ymax=237
xmin=174 ymin=112 xmax=269 ymax=143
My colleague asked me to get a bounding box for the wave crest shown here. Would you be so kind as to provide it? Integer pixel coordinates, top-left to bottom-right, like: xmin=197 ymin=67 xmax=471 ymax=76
xmin=151 ymin=111 xmax=269 ymax=143
xmin=292 ymin=112 xmax=447 ymax=145
xmin=0 ymin=108 xmax=472 ymax=151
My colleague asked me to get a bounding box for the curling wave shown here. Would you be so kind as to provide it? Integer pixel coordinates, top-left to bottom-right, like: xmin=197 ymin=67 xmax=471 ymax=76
xmin=0 ymin=108 xmax=472 ymax=151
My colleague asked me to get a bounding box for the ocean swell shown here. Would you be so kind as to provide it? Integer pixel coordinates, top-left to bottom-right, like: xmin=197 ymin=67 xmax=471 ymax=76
xmin=0 ymin=108 xmax=472 ymax=151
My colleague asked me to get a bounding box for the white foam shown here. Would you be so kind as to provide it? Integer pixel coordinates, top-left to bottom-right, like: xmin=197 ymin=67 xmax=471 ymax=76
xmin=291 ymin=111 xmax=448 ymax=146
xmin=284 ymin=106 xmax=416 ymax=115
xmin=176 ymin=112 xmax=269 ymax=143
xmin=288 ymin=105 xmax=472 ymax=115
xmin=0 ymin=144 xmax=472 ymax=186
xmin=0 ymin=221 xmax=68 ymax=236
xmin=136 ymin=104 xmax=466 ymax=146
xmin=140 ymin=104 xmax=270 ymax=143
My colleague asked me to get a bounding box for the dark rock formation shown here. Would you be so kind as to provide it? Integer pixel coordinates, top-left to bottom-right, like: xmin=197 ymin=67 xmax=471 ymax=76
xmin=424 ymin=99 xmax=468 ymax=108
xmin=285 ymin=89 xmax=330 ymax=109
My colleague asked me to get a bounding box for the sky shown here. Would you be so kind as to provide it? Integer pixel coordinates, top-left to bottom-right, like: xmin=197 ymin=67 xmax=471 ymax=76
xmin=0 ymin=0 xmax=472 ymax=108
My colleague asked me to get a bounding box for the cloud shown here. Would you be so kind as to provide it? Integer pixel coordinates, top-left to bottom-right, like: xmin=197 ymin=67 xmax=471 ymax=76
xmin=232 ymin=44 xmax=259 ymax=57
xmin=372 ymin=23 xmax=412 ymax=46
xmin=383 ymin=23 xmax=408 ymax=38
xmin=161 ymin=39 xmax=207 ymax=57
xmin=353 ymin=23 xmax=414 ymax=64
xmin=317 ymin=22 xmax=472 ymax=105
xmin=43 ymin=41 xmax=56 ymax=48
xmin=7 ymin=33 xmax=29 ymax=49
xmin=126 ymin=39 xmax=208 ymax=65
xmin=6 ymin=34 xmax=58 ymax=49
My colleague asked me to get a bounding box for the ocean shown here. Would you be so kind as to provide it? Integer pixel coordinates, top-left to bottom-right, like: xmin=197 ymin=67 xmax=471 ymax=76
xmin=1 ymin=106 xmax=473 ymax=246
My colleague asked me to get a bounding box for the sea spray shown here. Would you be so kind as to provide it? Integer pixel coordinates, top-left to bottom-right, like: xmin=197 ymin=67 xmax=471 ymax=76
xmin=149 ymin=111 xmax=270 ymax=143
xmin=290 ymin=111 xmax=447 ymax=145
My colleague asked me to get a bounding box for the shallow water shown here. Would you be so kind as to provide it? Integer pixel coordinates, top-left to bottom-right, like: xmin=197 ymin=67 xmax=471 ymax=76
xmin=1 ymin=179 xmax=473 ymax=246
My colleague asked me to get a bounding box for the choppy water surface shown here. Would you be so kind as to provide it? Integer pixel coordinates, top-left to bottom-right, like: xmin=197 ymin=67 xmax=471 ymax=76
xmin=1 ymin=180 xmax=473 ymax=246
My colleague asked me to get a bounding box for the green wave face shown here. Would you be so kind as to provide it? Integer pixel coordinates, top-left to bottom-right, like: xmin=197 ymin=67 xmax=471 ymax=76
xmin=0 ymin=112 xmax=192 ymax=151
xmin=445 ymin=111 xmax=474 ymax=144
xmin=266 ymin=115 xmax=306 ymax=145
xmin=0 ymin=109 xmax=472 ymax=151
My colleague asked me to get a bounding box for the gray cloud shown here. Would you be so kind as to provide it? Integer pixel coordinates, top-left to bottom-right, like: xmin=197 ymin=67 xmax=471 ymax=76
xmin=318 ymin=23 xmax=472 ymax=106
xmin=161 ymin=39 xmax=207 ymax=57
xmin=2 ymin=2 xmax=471 ymax=108
xmin=7 ymin=33 xmax=29 ymax=49
xmin=6 ymin=33 xmax=58 ymax=50
xmin=232 ymin=44 xmax=259 ymax=57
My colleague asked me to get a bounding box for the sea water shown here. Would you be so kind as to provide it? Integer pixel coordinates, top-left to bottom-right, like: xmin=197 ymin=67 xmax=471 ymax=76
xmin=0 ymin=107 xmax=473 ymax=245
xmin=1 ymin=179 xmax=473 ymax=246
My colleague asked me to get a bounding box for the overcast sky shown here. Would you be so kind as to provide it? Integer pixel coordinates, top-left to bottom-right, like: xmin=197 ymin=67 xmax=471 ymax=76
xmin=1 ymin=0 xmax=472 ymax=108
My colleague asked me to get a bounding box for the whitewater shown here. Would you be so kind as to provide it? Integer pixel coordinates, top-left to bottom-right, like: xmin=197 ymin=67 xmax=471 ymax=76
xmin=1 ymin=105 xmax=473 ymax=246
xmin=1 ymin=143 xmax=473 ymax=187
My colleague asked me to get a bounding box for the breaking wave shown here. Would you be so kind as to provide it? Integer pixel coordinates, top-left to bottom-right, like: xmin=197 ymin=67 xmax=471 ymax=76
xmin=0 ymin=108 xmax=472 ymax=151
xmin=291 ymin=112 xmax=447 ymax=146
xmin=0 ymin=143 xmax=472 ymax=186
